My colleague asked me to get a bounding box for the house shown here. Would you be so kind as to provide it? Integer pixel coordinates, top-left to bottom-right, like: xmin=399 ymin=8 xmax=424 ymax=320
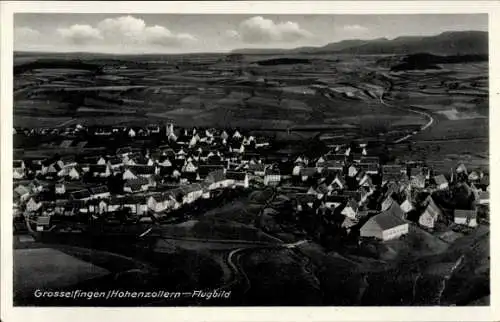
xmin=67 ymin=167 xmax=81 ymax=180
xmin=341 ymin=199 xmax=358 ymax=219
xmin=299 ymin=168 xmax=317 ymax=182
xmin=182 ymin=160 xmax=198 ymax=173
xmin=147 ymin=192 xmax=180 ymax=213
xmin=128 ymin=128 xmax=136 ymax=137
xmin=468 ymin=170 xmax=481 ymax=182
xmin=294 ymin=193 xmax=317 ymax=211
xmin=13 ymin=167 xmax=25 ymax=179
xmin=28 ymin=179 xmax=44 ymax=194
xmin=89 ymin=186 xmax=110 ymax=199
xmin=26 ymin=197 xmax=43 ymax=212
xmin=124 ymin=178 xmax=150 ymax=193
xmin=180 ymin=171 xmax=200 ymax=184
xmin=108 ymin=157 xmax=124 ymax=170
xmin=360 ymin=206 xmax=409 ymax=241
xmin=419 ymin=196 xmax=443 ymax=229
xmin=121 ymin=195 xmax=148 ymax=215
xmin=454 ymin=209 xmax=478 ymax=227
xmin=330 ymin=175 xmax=347 ymax=191
xmin=400 ymin=198 xmax=414 ymax=214
xmin=357 ymin=163 xmax=379 ymax=175
xmin=226 ymin=171 xmax=249 ymax=188
xmin=323 ymin=195 xmax=348 ymax=210
xmin=478 ymin=191 xmax=489 ymax=205
xmin=181 ymin=183 xmax=204 ymax=204
xmin=70 ymin=189 xmax=92 ymax=201
xmin=55 ymin=183 xmax=66 ymax=195
xmin=411 ymin=174 xmax=426 ymax=189
xmin=36 ymin=216 xmax=51 ymax=232
xmin=89 ymin=165 xmax=111 ymax=178
xmin=124 ymin=166 xmax=158 ymax=179
xmin=14 ymin=185 xmax=30 ymax=203
xmin=247 ymin=163 xmax=267 ymax=177
xmin=264 ymin=168 xmax=281 ymax=186
xmin=382 ymin=164 xmax=406 ymax=177
xmin=347 ymin=165 xmax=358 ymax=177
xmin=434 ymin=175 xmax=449 ymax=190
xmin=456 ymin=163 xmax=468 ymax=174
xmin=205 ymin=170 xmax=231 ymax=190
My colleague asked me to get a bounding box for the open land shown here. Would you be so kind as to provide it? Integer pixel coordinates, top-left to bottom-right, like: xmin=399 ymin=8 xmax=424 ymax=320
xmin=13 ymin=50 xmax=489 ymax=306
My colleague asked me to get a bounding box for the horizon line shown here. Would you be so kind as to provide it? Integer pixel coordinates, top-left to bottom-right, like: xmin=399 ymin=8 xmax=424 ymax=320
xmin=13 ymin=29 xmax=487 ymax=56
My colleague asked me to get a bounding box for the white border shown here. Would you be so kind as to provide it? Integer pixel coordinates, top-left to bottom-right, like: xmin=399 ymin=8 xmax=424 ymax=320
xmin=1 ymin=2 xmax=499 ymax=322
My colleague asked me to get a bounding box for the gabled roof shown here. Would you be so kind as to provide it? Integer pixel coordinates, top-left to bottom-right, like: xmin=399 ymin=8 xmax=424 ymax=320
xmin=181 ymin=183 xmax=203 ymax=194
xmin=14 ymin=185 xmax=30 ymax=196
xmin=89 ymin=186 xmax=109 ymax=194
xmin=293 ymin=193 xmax=317 ymax=204
xmin=71 ymin=189 xmax=91 ymax=200
xmin=128 ymin=165 xmax=156 ymax=175
xmin=206 ymin=170 xmax=226 ymax=183
xmin=434 ymin=174 xmax=448 ymax=185
xmin=226 ymin=171 xmax=247 ymax=181
xmin=89 ymin=164 xmax=108 ymax=173
xmin=454 ymin=209 xmax=477 ymax=219
xmin=299 ymin=168 xmax=316 ymax=177
xmin=364 ymin=210 xmax=406 ymax=231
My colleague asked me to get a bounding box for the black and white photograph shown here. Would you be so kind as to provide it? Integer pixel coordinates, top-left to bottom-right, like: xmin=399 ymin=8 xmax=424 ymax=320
xmin=1 ymin=1 xmax=498 ymax=319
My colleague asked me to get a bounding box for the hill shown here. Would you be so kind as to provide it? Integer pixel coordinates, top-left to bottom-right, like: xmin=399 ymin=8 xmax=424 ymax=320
xmin=231 ymin=31 xmax=488 ymax=56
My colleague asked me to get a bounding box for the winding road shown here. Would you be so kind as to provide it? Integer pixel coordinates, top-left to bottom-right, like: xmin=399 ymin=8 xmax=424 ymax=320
xmin=378 ymin=74 xmax=435 ymax=144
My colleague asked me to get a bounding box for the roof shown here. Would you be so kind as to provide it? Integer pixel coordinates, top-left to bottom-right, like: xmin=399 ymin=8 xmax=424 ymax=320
xmin=181 ymin=183 xmax=203 ymax=194
xmin=125 ymin=177 xmax=149 ymax=186
xmin=293 ymin=193 xmax=317 ymax=204
xmin=423 ymin=196 xmax=443 ymax=219
xmin=206 ymin=170 xmax=226 ymax=183
xmin=265 ymin=168 xmax=280 ymax=175
xmin=226 ymin=171 xmax=247 ymax=181
xmin=479 ymin=191 xmax=489 ymax=200
xmin=454 ymin=209 xmax=477 ymax=219
xmin=363 ymin=210 xmax=406 ymax=231
xmin=71 ymin=189 xmax=91 ymax=200
xmin=88 ymin=165 xmax=108 ymax=173
xmin=300 ymin=168 xmax=317 ymax=177
xmin=128 ymin=165 xmax=156 ymax=175
xmin=382 ymin=164 xmax=404 ymax=174
xmin=14 ymin=185 xmax=30 ymax=196
xmin=434 ymin=175 xmax=448 ymax=185
xmin=36 ymin=216 xmax=51 ymax=226
xmin=89 ymin=186 xmax=109 ymax=194
xmin=324 ymin=195 xmax=349 ymax=203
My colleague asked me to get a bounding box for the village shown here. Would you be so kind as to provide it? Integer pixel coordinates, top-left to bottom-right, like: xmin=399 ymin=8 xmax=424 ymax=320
xmin=13 ymin=123 xmax=489 ymax=248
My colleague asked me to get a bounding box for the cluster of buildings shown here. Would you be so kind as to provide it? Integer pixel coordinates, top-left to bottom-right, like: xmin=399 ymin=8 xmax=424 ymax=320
xmin=13 ymin=125 xmax=489 ymax=241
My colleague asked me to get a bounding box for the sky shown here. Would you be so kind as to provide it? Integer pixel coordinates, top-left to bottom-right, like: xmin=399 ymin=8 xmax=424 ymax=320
xmin=14 ymin=13 xmax=488 ymax=54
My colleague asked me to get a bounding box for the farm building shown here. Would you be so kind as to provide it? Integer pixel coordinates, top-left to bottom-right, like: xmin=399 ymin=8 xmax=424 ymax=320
xmin=454 ymin=209 xmax=478 ymax=227
xmin=226 ymin=171 xmax=249 ymax=188
xmin=418 ymin=196 xmax=443 ymax=229
xmin=360 ymin=205 xmax=409 ymax=241
xmin=264 ymin=168 xmax=281 ymax=186
xmin=434 ymin=175 xmax=449 ymax=190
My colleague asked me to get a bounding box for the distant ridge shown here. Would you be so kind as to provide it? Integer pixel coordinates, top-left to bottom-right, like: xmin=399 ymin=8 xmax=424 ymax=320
xmin=231 ymin=31 xmax=488 ymax=56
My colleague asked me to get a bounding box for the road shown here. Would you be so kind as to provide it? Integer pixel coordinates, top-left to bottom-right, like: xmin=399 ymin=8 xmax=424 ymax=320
xmin=378 ymin=76 xmax=435 ymax=144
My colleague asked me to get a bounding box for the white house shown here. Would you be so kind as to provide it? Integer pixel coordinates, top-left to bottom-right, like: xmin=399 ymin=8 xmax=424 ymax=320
xmin=454 ymin=209 xmax=478 ymax=227
xmin=181 ymin=184 xmax=204 ymax=204
xmin=264 ymin=168 xmax=281 ymax=186
xmin=419 ymin=196 xmax=443 ymax=229
xmin=55 ymin=183 xmax=66 ymax=195
xmin=26 ymin=197 xmax=43 ymax=213
xmin=128 ymin=128 xmax=136 ymax=137
xmin=434 ymin=175 xmax=449 ymax=190
xmin=360 ymin=208 xmax=409 ymax=241
xmin=226 ymin=171 xmax=249 ymax=188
